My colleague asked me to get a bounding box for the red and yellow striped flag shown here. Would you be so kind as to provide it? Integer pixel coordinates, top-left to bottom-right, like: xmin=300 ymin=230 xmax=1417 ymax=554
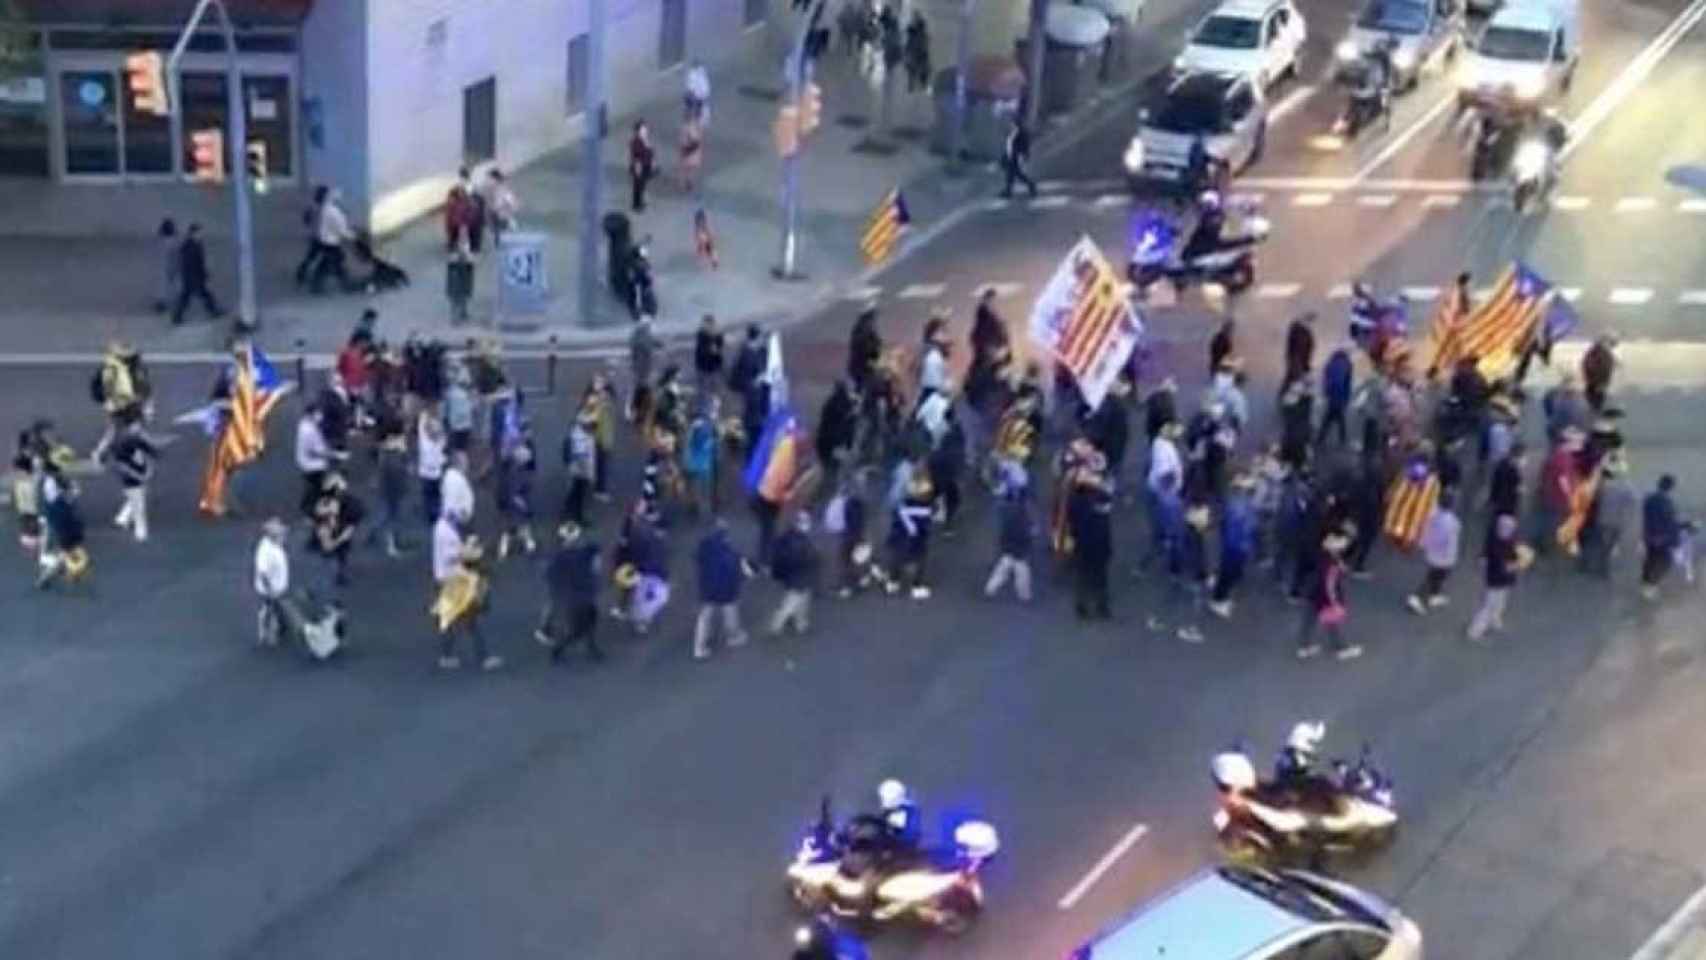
xmin=198 ymin=344 xmax=290 ymax=516
xmin=1424 ymin=281 xmax=1470 ymax=378
xmin=1429 ymin=264 xmax=1553 ymax=381
xmin=1383 ymin=459 xmax=1441 ymax=550
xmin=1556 ymin=465 xmax=1600 ymax=556
xmin=859 ymin=188 xmax=910 ymax=265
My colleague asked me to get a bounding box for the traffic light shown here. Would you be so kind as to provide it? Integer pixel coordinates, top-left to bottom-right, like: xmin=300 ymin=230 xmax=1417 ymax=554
xmin=245 ymin=140 xmax=268 ymax=193
xmin=799 ymin=81 xmax=822 ymax=136
xmin=773 ymin=104 xmax=800 ymax=157
xmin=125 ymin=51 xmax=169 ymax=117
xmin=191 ymin=128 xmax=225 ymax=183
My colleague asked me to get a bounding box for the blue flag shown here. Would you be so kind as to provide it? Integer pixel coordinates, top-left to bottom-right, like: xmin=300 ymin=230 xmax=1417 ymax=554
xmin=1542 ymin=295 xmax=1579 ymax=344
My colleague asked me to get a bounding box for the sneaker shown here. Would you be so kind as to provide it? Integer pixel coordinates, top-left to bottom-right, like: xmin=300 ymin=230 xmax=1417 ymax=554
xmin=1296 ymin=644 xmax=1323 ymax=659
xmin=729 ymin=633 xmax=750 ymax=647
xmin=534 ymin=629 xmax=553 ymax=647
xmin=1178 ymin=626 xmax=1205 ymax=643
xmin=1428 ymin=595 xmax=1449 ymax=608
xmin=1641 ymin=585 xmax=1659 ymax=601
xmin=609 ymin=605 xmax=629 ymax=620
xmin=837 ymin=587 xmax=854 ymax=599
xmin=437 ymin=656 xmax=461 ymax=670
xmin=1207 ymin=600 xmax=1233 ymax=620
xmin=1406 ymin=596 xmax=1427 ymax=615
xmin=910 ymin=586 xmax=931 ymax=600
xmin=1335 ymin=645 xmax=1364 ymax=661
xmin=480 ymin=655 xmax=504 ymax=671
xmin=693 ymin=646 xmax=711 ymax=661
xmin=1147 ymin=616 xmax=1166 ymax=632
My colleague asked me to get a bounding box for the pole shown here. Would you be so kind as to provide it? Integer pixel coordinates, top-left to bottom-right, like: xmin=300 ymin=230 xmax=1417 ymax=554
xmin=776 ymin=1 xmax=825 ymax=280
xmin=947 ymin=0 xmax=975 ymax=170
xmin=1023 ymin=0 xmax=1048 ymax=134
xmin=577 ymin=0 xmax=608 ymax=327
xmin=213 ymin=1 xmax=257 ymax=329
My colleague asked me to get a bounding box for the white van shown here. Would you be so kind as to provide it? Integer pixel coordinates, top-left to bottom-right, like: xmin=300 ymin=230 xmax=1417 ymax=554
xmin=1456 ymin=0 xmax=1579 ymax=110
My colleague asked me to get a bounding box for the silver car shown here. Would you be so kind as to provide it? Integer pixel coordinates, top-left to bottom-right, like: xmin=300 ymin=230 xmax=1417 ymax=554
xmin=1334 ymin=0 xmax=1465 ymax=90
xmin=1126 ymin=72 xmax=1267 ymax=187
xmin=1069 ymin=865 xmax=1424 ymax=959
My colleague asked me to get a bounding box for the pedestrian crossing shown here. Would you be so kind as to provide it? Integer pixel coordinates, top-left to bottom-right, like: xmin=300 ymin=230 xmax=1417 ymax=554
xmin=996 ymin=182 xmax=1706 ymax=218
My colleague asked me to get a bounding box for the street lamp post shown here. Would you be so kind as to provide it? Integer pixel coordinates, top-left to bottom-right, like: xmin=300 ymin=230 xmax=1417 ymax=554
xmin=776 ymin=0 xmax=827 ymax=280
xmin=168 ymin=0 xmax=256 ymax=329
xmin=947 ymin=0 xmax=976 ymax=170
xmin=1023 ymin=0 xmax=1048 ymax=134
xmin=577 ymin=0 xmax=608 ymax=326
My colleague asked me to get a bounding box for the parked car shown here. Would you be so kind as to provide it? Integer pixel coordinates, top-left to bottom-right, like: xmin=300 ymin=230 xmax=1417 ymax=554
xmin=1174 ymin=0 xmax=1308 ymax=90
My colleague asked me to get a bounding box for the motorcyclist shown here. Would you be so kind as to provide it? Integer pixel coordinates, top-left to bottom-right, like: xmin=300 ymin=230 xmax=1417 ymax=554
xmin=1185 ymin=134 xmax=1224 ymax=197
xmin=1348 ymin=282 xmax=1380 ymax=347
xmin=1535 ymin=108 xmax=1569 ymax=183
xmin=875 ymin=778 xmax=923 ymax=858
xmin=1273 ymin=721 xmax=1326 ymax=789
xmin=792 ymin=917 xmax=869 ymax=960
xmin=1180 ymin=190 xmax=1227 ymax=262
xmin=1346 ymin=40 xmax=1393 ymax=131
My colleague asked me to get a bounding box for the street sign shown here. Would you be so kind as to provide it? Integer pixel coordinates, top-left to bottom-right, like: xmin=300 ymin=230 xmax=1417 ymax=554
xmin=498 ymin=231 xmax=549 ymax=328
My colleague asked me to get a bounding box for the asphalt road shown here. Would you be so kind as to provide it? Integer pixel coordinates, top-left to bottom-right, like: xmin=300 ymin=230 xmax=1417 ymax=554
xmin=2 ymin=1 xmax=1706 ymax=958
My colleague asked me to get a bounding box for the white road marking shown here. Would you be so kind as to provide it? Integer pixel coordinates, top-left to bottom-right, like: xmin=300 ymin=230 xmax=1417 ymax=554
xmin=1093 ymin=193 xmax=1128 ymax=209
xmin=1266 ymin=84 xmax=1316 ymax=123
xmin=1256 ymin=283 xmax=1302 ymax=299
xmin=1037 ymin=180 xmax=1069 ymax=193
xmin=1609 ymin=288 xmax=1654 ymax=305
xmin=1031 ymin=195 xmax=1071 ymax=209
xmin=1237 ymin=176 xmax=1484 ymax=193
xmin=1680 ymin=198 xmax=1706 ymax=214
xmin=1559 ymin=287 xmax=1583 ymax=302
xmin=1357 ymin=194 xmax=1397 ymax=208
xmin=1293 ymin=193 xmax=1333 ymax=207
xmin=1547 ymin=341 xmax=1706 ymax=390
xmin=897 ymin=283 xmax=947 ymax=300
xmin=1552 ymin=195 xmax=1591 ymax=210
xmin=1228 ymin=192 xmax=1266 ymax=207
xmin=1473 ymin=287 xmax=1499 ymax=302
xmin=1630 ymin=883 xmax=1706 ymax=960
xmin=1422 ymin=194 xmax=1461 ymax=208
xmin=1402 ymin=286 xmax=1440 ymax=302
xmin=1563 ymin=0 xmax=1706 ymax=160
xmin=1326 ymin=284 xmax=1353 ymax=300
xmin=981 ymin=198 xmax=1011 ymax=212
xmin=979 ymin=282 xmax=1026 ymax=298
xmin=1616 ymin=197 xmax=1658 ymax=213
xmin=844 ymin=285 xmax=884 ymax=302
xmin=1351 ymin=94 xmax=1456 ymax=185
xmin=1057 ymin=823 xmax=1150 ymax=910
xmin=1679 ymin=291 xmax=1706 ymax=305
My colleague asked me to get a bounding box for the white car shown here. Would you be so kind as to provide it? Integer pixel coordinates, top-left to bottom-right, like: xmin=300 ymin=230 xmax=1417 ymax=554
xmin=1174 ymin=0 xmax=1307 ymax=90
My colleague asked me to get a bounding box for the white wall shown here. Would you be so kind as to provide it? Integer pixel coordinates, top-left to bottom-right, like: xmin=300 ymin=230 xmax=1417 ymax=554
xmin=357 ymin=0 xmax=770 ymax=235
xmin=300 ymin=0 xmax=372 ymax=217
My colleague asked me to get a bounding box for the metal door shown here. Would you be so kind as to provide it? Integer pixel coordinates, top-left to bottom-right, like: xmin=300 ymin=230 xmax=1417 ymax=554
xmin=659 ymin=0 xmax=688 ymax=69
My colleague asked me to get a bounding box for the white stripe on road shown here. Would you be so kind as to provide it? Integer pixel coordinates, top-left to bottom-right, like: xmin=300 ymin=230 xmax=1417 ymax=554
xmin=979 ymin=282 xmax=1026 ymax=298
xmin=1357 ymin=194 xmax=1397 ymax=207
xmin=1326 ymin=284 xmax=1353 ymax=300
xmin=1629 ymin=883 xmax=1706 ymax=960
xmin=1609 ymin=288 xmax=1655 ymax=305
xmin=897 ymin=283 xmax=946 ymax=300
xmin=1559 ymin=287 xmax=1583 ymax=302
xmin=982 ymin=198 xmax=1012 ymax=212
xmin=1057 ymin=823 xmax=1150 ymax=910
xmin=1037 ymin=180 xmax=1069 ymax=193
xmin=1236 ymin=176 xmax=1483 ymax=193
xmin=1402 ymin=286 xmax=1440 ymax=302
xmin=1266 ymin=84 xmax=1317 ymax=124
xmin=1031 ymin=195 xmax=1071 ymax=209
xmin=1350 ymin=94 xmax=1456 ymax=185
xmin=1422 ymin=194 xmax=1461 ymax=208
xmin=1293 ymin=193 xmax=1333 ymax=207
xmin=844 ymin=285 xmax=884 ymax=302
xmin=1546 ymin=340 xmax=1706 ymax=389
xmin=1680 ymin=199 xmax=1706 ymax=214
xmin=1256 ymin=283 xmax=1302 ymax=299
xmin=1093 ymin=193 xmax=1129 ymax=209
xmin=1228 ymin=192 xmax=1266 ymax=207
xmin=1679 ymin=291 xmax=1706 ymax=305
xmin=1553 ymin=195 xmax=1591 ymax=210
xmin=1616 ymin=197 xmax=1658 ymax=213
xmin=1563 ymin=0 xmax=1706 ymax=160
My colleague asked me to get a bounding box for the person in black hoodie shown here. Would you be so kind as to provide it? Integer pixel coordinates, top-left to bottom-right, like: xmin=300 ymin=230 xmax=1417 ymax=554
xmin=1345 ymin=457 xmax=1385 ymax=578
xmin=693 ymin=314 xmax=725 ymax=399
xmin=172 ymin=223 xmax=223 ymax=325
xmin=848 ymin=307 xmax=884 ymax=391
xmin=768 ymin=511 xmax=821 ymax=635
xmin=536 ymin=522 xmax=604 ymax=662
xmin=1068 ymin=465 xmax=1114 ymax=619
xmin=816 ymin=379 xmax=859 ymax=490
xmin=929 ymin=409 xmax=966 ymax=534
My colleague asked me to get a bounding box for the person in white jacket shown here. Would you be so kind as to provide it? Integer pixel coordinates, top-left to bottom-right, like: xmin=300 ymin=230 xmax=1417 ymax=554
xmin=254 ymin=518 xmax=292 ymax=646
xmin=1406 ymin=494 xmax=1461 ymax=615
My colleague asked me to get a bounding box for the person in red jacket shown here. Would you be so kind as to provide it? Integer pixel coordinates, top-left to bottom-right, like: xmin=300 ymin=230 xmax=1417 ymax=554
xmin=1532 ymin=427 xmax=1583 ymax=554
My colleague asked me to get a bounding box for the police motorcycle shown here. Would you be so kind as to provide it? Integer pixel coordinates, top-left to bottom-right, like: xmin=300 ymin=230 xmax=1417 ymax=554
xmin=1334 ymin=40 xmax=1396 ymax=139
xmin=1127 ymin=191 xmax=1271 ymax=298
xmin=785 ymin=784 xmax=1000 ymax=935
xmin=1210 ymin=722 xmax=1398 ymax=867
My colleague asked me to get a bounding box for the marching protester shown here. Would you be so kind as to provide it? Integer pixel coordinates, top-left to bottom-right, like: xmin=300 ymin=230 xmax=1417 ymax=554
xmin=826 ymin=468 xmax=872 ymax=598
xmin=441 ymin=450 xmax=476 ymax=527
xmin=91 ymin=341 xmax=152 ymax=463
xmin=1580 ymin=334 xmax=1618 ymax=412
xmin=694 ymin=314 xmax=726 ymax=398
xmin=694 ymin=517 xmax=751 ymax=659
xmin=310 ymin=472 xmax=363 ymax=592
xmin=172 ymin=223 xmax=223 ymax=325
xmin=1641 ymin=475 xmax=1682 ymax=600
xmin=1407 ymin=492 xmax=1461 ymax=614
xmin=416 ymin=408 xmax=448 ymax=525
xmin=368 ymin=416 xmax=411 ymax=556
xmin=1000 ymin=116 xmax=1038 ymax=199
xmin=108 ymin=419 xmax=163 ymax=543
xmin=1467 ymin=514 xmax=1532 ymax=642
xmin=768 ymin=510 xmax=821 ymax=637
xmin=431 ymin=535 xmax=502 ymax=672
xmin=984 ymin=466 xmax=1036 ymax=603
xmin=254 ymin=517 xmax=292 ymax=647
xmin=538 ymin=522 xmax=605 ymax=663
xmin=562 ymin=408 xmax=599 ymax=526
xmin=36 ymin=446 xmax=91 ymax=591
xmin=1208 ymin=474 xmax=1257 ymax=619
xmin=1580 ymin=453 xmax=1633 ymax=578
xmin=1295 ymin=530 xmax=1362 ymax=661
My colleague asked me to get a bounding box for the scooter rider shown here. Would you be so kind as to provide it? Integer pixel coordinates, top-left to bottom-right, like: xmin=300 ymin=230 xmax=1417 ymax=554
xmin=1274 ymin=721 xmax=1326 ymax=788
xmin=1346 ymin=40 xmax=1393 ymax=131
xmin=1535 ymin=108 xmax=1569 ymax=181
xmin=1181 ymin=190 xmax=1228 ymax=262
xmin=876 ymin=778 xmax=923 ymax=857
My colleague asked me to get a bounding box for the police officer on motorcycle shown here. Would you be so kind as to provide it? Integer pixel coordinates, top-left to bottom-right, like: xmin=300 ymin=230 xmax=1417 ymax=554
xmin=1274 ymin=721 xmax=1326 ymax=789
xmin=875 ymin=778 xmax=922 ymax=857
xmin=1181 ymin=190 xmax=1228 ymax=262
xmin=1344 ymin=39 xmax=1394 ymax=133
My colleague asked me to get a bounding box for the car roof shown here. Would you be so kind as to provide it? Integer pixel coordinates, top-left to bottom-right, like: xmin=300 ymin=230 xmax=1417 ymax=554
xmin=1207 ymin=0 xmax=1285 ymax=20
xmin=1082 ymin=867 xmax=1312 ymax=960
xmin=1164 ymin=71 xmax=1248 ymax=101
xmin=1487 ymin=4 xmax=1560 ymax=29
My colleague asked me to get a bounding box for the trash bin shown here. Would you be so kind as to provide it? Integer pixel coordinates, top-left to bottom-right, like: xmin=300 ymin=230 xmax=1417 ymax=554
xmin=1014 ymin=5 xmax=1111 ymax=117
xmin=930 ymin=55 xmax=1027 ymax=161
xmin=1075 ymin=0 xmax=1139 ymax=83
xmin=602 ymin=211 xmax=633 ymax=305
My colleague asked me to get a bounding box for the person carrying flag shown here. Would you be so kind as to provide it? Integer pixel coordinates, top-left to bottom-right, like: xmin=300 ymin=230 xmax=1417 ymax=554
xmin=193 ymin=339 xmax=292 ymax=518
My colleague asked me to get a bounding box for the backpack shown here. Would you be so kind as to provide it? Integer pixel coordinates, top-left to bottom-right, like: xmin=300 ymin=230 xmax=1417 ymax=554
xmin=89 ymin=367 xmax=107 ymax=405
xmin=823 ymin=493 xmax=848 ymax=534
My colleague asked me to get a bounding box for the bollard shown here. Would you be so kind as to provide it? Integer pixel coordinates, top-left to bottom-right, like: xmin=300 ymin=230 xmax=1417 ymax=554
xmin=547 ymin=335 xmax=559 ymax=396
xmin=294 ymin=338 xmax=307 ymax=392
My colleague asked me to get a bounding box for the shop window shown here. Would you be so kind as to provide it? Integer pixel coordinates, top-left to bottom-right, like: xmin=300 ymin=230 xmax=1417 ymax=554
xmin=463 ymin=76 xmax=496 ymax=166
xmin=243 ymin=75 xmax=292 ymax=178
xmin=659 ymin=0 xmax=687 ymax=69
xmin=567 ymin=33 xmax=588 ymax=116
xmin=0 ymin=69 xmax=51 ymax=177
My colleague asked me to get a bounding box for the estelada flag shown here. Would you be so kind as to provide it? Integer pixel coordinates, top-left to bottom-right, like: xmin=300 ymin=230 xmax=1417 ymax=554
xmin=1430 ymin=263 xmax=1554 ymax=380
xmin=197 ymin=343 xmax=292 ymax=516
xmin=1383 ymin=455 xmax=1441 ymax=550
xmin=744 ymin=407 xmax=801 ymax=504
xmin=859 ymin=188 xmax=910 ymax=265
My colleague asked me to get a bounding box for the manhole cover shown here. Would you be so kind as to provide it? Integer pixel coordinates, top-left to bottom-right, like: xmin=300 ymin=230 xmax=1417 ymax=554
xmin=852 ymin=137 xmax=900 ymax=156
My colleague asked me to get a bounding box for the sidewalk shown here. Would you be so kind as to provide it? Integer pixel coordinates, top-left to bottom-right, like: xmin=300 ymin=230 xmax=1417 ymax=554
xmin=0 ymin=0 xmax=1194 ymax=358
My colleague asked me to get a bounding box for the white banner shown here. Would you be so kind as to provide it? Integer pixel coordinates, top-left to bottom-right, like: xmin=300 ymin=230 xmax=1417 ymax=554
xmin=1027 ymin=235 xmax=1144 ymax=411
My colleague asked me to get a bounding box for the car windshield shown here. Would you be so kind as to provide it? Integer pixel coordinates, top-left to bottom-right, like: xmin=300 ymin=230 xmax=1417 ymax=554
xmin=1476 ymin=26 xmax=1551 ymax=60
xmin=1193 ymin=15 xmax=1261 ymax=49
xmin=1151 ymin=90 xmax=1227 ymax=134
xmin=1357 ymin=0 xmax=1429 ymax=33
xmin=1215 ymin=867 xmax=1342 ymax=923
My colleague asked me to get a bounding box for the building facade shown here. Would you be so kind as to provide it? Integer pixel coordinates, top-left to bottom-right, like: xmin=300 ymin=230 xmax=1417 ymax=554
xmin=1 ymin=0 xmax=775 ymax=233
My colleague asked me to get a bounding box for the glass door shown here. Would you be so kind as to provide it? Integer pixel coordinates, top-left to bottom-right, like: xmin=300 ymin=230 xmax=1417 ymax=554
xmin=59 ymin=70 xmax=120 ymax=177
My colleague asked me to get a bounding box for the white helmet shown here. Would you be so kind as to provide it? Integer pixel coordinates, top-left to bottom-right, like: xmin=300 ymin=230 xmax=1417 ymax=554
xmin=1287 ymin=721 xmax=1326 ymax=756
xmin=1198 ymin=190 xmax=1222 ymax=211
xmin=878 ymin=778 xmax=909 ymax=810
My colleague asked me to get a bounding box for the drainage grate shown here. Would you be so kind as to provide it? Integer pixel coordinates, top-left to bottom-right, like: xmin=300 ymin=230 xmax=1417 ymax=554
xmin=737 ymin=84 xmax=782 ymax=102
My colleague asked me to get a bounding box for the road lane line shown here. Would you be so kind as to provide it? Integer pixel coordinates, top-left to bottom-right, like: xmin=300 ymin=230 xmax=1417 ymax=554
xmin=1630 ymin=882 xmax=1706 ymax=960
xmin=1256 ymin=283 xmax=1302 ymax=299
xmin=1563 ymin=0 xmax=1706 ymax=160
xmin=844 ymin=285 xmax=884 ymax=302
xmin=1679 ymin=291 xmax=1706 ymax=305
xmin=1057 ymin=823 xmax=1150 ymax=910
xmin=1327 ymin=284 xmax=1353 ymax=300
xmin=1402 ymin=286 xmax=1440 ymax=301
xmin=1093 ymin=193 xmax=1128 ymax=209
xmin=1681 ymin=199 xmax=1706 ymax=214
xmin=1031 ymin=195 xmax=1071 ymax=209
xmin=1350 ymin=94 xmax=1456 ymax=185
xmin=1229 ymin=192 xmax=1266 ymax=206
xmin=1616 ymin=197 xmax=1658 ymax=213
xmin=1038 ymin=180 xmax=1069 ymax=193
xmin=980 ymin=282 xmax=1025 ymax=298
xmin=1553 ymin=195 xmax=1591 ymax=210
xmin=898 ymin=283 xmax=947 ymax=300
xmin=1423 ymin=194 xmax=1460 ymax=208
xmin=1293 ymin=193 xmax=1333 ymax=206
xmin=1237 ymin=176 xmax=1481 ymax=192
xmin=1358 ymin=194 xmax=1397 ymax=207
xmin=1609 ymin=288 xmax=1654 ymax=305
xmin=1267 ymin=84 xmax=1316 ymax=124
xmin=981 ymin=198 xmax=1011 ymax=212
xmin=1559 ymin=287 xmax=1583 ymax=302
